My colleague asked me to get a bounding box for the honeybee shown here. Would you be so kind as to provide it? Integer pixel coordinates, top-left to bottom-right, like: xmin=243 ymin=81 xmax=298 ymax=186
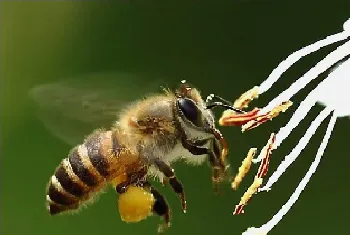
xmin=30 ymin=72 xmax=242 ymax=232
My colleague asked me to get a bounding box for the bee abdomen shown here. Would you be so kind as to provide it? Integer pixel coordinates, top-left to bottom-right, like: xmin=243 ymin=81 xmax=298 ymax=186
xmin=84 ymin=131 xmax=112 ymax=178
xmin=46 ymin=173 xmax=80 ymax=215
xmin=46 ymin=159 xmax=84 ymax=215
xmin=47 ymin=130 xmax=114 ymax=214
xmin=68 ymin=146 xmax=100 ymax=187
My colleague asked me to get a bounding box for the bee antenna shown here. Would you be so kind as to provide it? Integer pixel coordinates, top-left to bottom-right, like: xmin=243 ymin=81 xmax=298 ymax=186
xmin=206 ymin=102 xmax=245 ymax=114
xmin=205 ymin=94 xmax=233 ymax=106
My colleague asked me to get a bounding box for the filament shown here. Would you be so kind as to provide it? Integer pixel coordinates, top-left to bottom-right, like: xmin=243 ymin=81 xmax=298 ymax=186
xmin=252 ymin=94 xmax=317 ymax=163
xmin=259 ymin=106 xmax=333 ymax=192
xmin=259 ymin=39 xmax=350 ymax=115
xmin=259 ymin=111 xmax=337 ymax=233
xmin=252 ymin=53 xmax=348 ymax=164
xmin=258 ymin=32 xmax=349 ymax=95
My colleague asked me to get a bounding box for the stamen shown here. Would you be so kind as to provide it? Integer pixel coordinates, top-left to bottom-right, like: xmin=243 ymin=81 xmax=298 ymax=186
xmin=219 ymin=108 xmax=260 ymax=126
xmin=233 ymin=86 xmax=259 ymax=109
xmin=236 ymin=18 xmax=349 ymax=235
xmin=259 ymin=107 xmax=333 ymax=192
xmin=231 ymin=148 xmax=256 ymax=190
xmin=233 ymin=176 xmax=263 ymax=215
xmin=251 ymin=68 xmax=338 ymax=164
xmin=233 ymin=134 xmax=275 ymax=215
xmin=256 ymin=133 xmax=275 ymax=178
xmin=258 ymin=29 xmax=350 ymax=95
xmin=259 ymin=40 xmax=350 ymax=115
xmin=249 ymin=111 xmax=336 ymax=234
xmin=241 ymin=101 xmax=293 ymax=132
xmin=219 ymin=101 xmax=292 ymax=133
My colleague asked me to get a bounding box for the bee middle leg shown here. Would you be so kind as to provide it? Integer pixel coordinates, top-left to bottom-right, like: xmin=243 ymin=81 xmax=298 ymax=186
xmin=154 ymin=159 xmax=187 ymax=213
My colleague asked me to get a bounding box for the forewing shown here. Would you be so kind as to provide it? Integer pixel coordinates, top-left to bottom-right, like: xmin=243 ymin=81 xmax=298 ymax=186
xmin=29 ymin=72 xmax=167 ymax=146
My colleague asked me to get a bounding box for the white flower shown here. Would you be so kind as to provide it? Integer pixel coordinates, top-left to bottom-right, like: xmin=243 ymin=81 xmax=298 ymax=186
xmin=216 ymin=18 xmax=350 ymax=234
xmin=240 ymin=18 xmax=350 ymax=234
xmin=316 ymin=59 xmax=350 ymax=117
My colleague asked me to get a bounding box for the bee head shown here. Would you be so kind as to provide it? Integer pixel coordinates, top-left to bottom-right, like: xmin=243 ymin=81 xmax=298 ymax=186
xmin=174 ymin=80 xmax=218 ymax=139
xmin=174 ymin=81 xmax=229 ymax=177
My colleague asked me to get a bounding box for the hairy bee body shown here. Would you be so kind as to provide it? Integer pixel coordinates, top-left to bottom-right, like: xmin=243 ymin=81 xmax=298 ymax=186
xmin=46 ymin=93 xmax=186 ymax=214
xmin=46 ymin=81 xmax=230 ymax=231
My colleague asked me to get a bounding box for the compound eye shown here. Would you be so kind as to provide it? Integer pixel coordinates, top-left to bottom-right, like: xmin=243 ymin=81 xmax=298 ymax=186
xmin=177 ymin=98 xmax=202 ymax=126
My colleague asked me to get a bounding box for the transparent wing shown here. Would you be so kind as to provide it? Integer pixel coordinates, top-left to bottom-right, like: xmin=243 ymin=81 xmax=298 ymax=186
xmin=29 ymin=72 xmax=167 ymax=146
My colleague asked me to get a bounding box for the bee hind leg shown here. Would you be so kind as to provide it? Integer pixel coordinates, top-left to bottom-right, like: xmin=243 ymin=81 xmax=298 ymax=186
xmin=144 ymin=182 xmax=171 ymax=233
xmin=154 ymin=159 xmax=186 ymax=213
xmin=115 ymin=174 xmax=170 ymax=231
xmin=115 ymin=169 xmax=148 ymax=194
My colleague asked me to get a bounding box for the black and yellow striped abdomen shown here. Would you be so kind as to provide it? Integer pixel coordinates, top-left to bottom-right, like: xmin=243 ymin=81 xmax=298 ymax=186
xmin=46 ymin=130 xmax=116 ymax=215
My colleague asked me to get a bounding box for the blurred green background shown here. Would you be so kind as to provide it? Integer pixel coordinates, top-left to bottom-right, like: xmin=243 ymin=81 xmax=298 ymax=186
xmin=2 ymin=1 xmax=350 ymax=235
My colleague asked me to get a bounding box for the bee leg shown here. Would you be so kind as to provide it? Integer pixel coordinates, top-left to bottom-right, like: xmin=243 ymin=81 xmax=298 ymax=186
xmin=115 ymin=169 xmax=148 ymax=194
xmin=154 ymin=159 xmax=187 ymax=213
xmin=115 ymin=180 xmax=132 ymax=194
xmin=144 ymin=182 xmax=171 ymax=233
xmin=209 ymin=139 xmax=227 ymax=193
xmin=161 ymin=178 xmax=167 ymax=186
xmin=181 ymin=138 xmax=225 ymax=194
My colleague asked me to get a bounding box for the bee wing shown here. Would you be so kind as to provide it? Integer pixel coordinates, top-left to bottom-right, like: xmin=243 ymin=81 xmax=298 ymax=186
xmin=29 ymin=72 xmax=167 ymax=146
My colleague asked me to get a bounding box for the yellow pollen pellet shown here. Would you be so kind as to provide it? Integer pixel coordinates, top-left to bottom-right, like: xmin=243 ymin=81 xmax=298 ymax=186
xmin=118 ymin=186 xmax=155 ymax=223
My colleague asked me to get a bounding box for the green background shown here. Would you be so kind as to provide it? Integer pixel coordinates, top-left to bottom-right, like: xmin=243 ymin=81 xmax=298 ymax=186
xmin=2 ymin=1 xmax=350 ymax=235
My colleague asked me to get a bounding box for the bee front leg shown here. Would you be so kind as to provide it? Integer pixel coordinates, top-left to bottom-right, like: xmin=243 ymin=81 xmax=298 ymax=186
xmin=208 ymin=140 xmax=228 ymax=193
xmin=154 ymin=159 xmax=187 ymax=213
xmin=181 ymin=138 xmax=226 ymax=194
